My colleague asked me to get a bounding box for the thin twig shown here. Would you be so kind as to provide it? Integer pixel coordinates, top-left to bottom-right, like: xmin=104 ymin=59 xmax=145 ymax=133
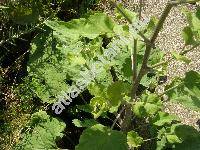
xmin=111 ymin=106 xmax=126 ymax=129
xmin=151 ymin=59 xmax=171 ymax=69
xmin=143 ymin=137 xmax=157 ymax=142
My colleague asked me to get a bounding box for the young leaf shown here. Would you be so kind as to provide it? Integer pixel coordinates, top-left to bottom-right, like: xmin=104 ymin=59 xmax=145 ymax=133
xmin=127 ymin=131 xmax=143 ymax=148
xmin=182 ymin=26 xmax=196 ymax=45
xmin=133 ymin=102 xmax=147 ymax=117
xmin=156 ymin=135 xmax=167 ymax=150
xmin=133 ymin=94 xmax=163 ymax=117
xmin=90 ymin=97 xmax=109 ymax=118
xmin=114 ymin=3 xmax=137 ymax=22
xmin=166 ymin=134 xmax=182 ymax=144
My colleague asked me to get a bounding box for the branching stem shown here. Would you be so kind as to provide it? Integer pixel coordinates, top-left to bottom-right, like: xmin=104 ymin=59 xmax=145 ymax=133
xmin=131 ymin=2 xmax=173 ymax=100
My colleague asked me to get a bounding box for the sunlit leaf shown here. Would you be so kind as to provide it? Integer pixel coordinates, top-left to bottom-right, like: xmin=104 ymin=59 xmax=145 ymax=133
xmin=127 ymin=131 xmax=143 ymax=148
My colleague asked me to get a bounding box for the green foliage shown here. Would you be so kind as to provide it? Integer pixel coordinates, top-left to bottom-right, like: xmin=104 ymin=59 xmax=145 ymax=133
xmin=151 ymin=112 xmax=180 ymax=127
xmin=107 ymin=81 xmax=131 ymax=106
xmin=72 ymin=119 xmax=98 ymax=127
xmin=27 ymin=28 xmax=70 ymax=103
xmin=7 ymin=1 xmax=200 ymax=150
xmin=15 ymin=111 xmax=65 ymax=150
xmin=127 ymin=131 xmax=143 ymax=148
xmin=133 ymin=94 xmax=163 ymax=117
xmin=75 ymin=124 xmax=128 ymax=150
xmin=165 ymin=71 xmax=200 ymax=111
xmin=173 ymin=124 xmax=200 ymax=150
xmin=182 ymin=26 xmax=196 ymax=45
xmin=115 ymin=3 xmax=137 ymax=21
xmin=27 ymin=13 xmax=116 ymax=103
xmin=45 ymin=13 xmax=115 ymax=40
xmin=183 ymin=7 xmax=200 ymax=45
xmin=90 ymin=96 xmax=109 ymax=118
xmin=171 ymin=52 xmax=191 ymax=64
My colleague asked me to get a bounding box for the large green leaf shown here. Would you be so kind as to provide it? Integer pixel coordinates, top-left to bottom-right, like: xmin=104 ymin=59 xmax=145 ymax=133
xmin=165 ymin=71 xmax=200 ymax=112
xmin=107 ymin=81 xmax=131 ymax=107
xmin=173 ymin=124 xmax=200 ymax=150
xmin=45 ymin=13 xmax=115 ymax=40
xmin=27 ymin=13 xmax=117 ymax=103
xmin=76 ymin=124 xmax=128 ymax=150
xmin=27 ymin=28 xmax=73 ymax=103
xmin=15 ymin=111 xmax=65 ymax=150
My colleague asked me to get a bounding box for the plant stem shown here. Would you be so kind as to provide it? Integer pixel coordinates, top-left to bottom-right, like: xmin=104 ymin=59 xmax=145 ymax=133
xmin=151 ymin=60 xmax=168 ymax=69
xmin=110 ymin=0 xmax=198 ymax=133
xmin=121 ymin=2 xmax=173 ymax=133
xmin=120 ymin=102 xmax=133 ymax=132
xmin=133 ymin=39 xmax=138 ymax=84
xmin=131 ymin=2 xmax=173 ymax=99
